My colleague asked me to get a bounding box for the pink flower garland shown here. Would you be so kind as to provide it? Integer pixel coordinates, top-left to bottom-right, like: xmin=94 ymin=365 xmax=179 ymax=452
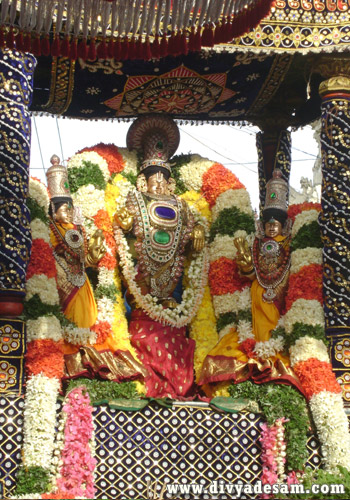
xmin=56 ymin=387 xmax=96 ymax=499
xmin=259 ymin=418 xmax=299 ymax=499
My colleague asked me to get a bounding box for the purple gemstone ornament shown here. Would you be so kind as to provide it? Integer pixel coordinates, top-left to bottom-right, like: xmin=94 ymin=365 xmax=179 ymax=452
xmin=155 ymin=206 xmax=176 ymax=220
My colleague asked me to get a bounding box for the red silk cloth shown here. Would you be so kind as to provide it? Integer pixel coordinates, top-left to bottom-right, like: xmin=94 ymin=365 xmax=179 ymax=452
xmin=129 ymin=309 xmax=196 ymax=399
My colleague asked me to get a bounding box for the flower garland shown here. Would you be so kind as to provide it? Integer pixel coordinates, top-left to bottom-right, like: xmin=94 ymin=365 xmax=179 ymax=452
xmin=17 ymin=179 xmax=66 ymax=496
xmin=274 ymin=202 xmax=350 ymax=472
xmin=55 ymin=387 xmax=96 ymax=499
xmin=113 ymin=187 xmax=209 ymax=329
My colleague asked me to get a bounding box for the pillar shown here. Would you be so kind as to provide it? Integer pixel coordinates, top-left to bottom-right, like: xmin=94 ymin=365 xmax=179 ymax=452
xmin=0 ymin=48 xmax=36 ymax=395
xmin=317 ymin=56 xmax=350 ymax=406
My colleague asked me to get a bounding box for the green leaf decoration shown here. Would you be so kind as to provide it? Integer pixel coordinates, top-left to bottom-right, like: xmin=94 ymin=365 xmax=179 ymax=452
xmin=210 ymin=207 xmax=255 ymax=242
xmin=68 ymin=160 xmax=106 ymax=193
xmin=216 ymin=309 xmax=252 ymax=332
xmin=27 ymin=197 xmax=48 ymax=223
xmin=170 ymin=154 xmax=193 ymax=195
xmin=272 ymin=323 xmax=328 ymax=350
xmin=121 ymin=170 xmax=137 ymax=186
xmin=286 ymin=467 xmax=350 ymax=499
xmin=23 ymin=294 xmax=65 ymax=322
xmin=15 ymin=466 xmax=51 ymax=495
xmin=291 ymin=220 xmax=322 ymax=251
xmin=228 ymin=381 xmax=310 ymax=472
xmin=66 ymin=378 xmax=141 ymax=404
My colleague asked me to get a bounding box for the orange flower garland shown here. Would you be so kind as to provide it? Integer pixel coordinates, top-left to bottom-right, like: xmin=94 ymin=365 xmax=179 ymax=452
xmin=26 ymin=239 xmax=57 ymax=280
xmin=25 ymin=339 xmax=65 ymax=380
xmin=287 ymin=202 xmax=321 ymax=223
xmin=202 ymin=163 xmax=245 ymax=208
xmin=91 ymin=321 xmax=112 ymax=344
xmin=209 ymin=258 xmax=251 ymax=296
xmin=293 ymin=358 xmax=342 ymax=400
xmin=285 ymin=264 xmax=323 ymax=313
xmin=97 ymin=252 xmax=117 ymax=270
xmin=80 ymin=143 xmax=125 ymax=175
xmin=93 ymin=209 xmax=116 ymax=250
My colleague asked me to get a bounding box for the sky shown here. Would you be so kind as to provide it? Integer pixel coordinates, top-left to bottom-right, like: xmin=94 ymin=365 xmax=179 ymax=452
xmin=29 ymin=116 xmax=320 ymax=211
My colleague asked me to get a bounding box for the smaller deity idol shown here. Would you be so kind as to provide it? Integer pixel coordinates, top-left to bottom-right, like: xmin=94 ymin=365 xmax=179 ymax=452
xmin=46 ymin=155 xmax=106 ymax=328
xmin=114 ymin=115 xmax=207 ymax=399
xmin=200 ymin=170 xmax=304 ymax=396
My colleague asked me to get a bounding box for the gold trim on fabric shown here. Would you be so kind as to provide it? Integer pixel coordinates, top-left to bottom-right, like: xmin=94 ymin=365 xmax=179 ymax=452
xmin=41 ymin=57 xmax=75 ymax=115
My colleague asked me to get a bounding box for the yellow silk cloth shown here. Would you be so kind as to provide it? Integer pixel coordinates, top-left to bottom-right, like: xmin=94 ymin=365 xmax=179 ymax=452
xmin=199 ymin=234 xmax=304 ymax=394
xmin=50 ymin=222 xmax=97 ymax=331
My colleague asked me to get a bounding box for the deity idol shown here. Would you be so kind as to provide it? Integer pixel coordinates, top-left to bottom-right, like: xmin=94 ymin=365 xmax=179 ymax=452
xmin=199 ymin=170 xmax=304 ymax=395
xmin=114 ymin=115 xmax=207 ymax=399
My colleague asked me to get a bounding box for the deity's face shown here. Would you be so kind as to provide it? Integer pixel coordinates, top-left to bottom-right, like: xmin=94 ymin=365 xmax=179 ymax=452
xmin=55 ymin=203 xmax=73 ymax=224
xmin=264 ymin=219 xmax=282 ymax=238
xmin=147 ymin=171 xmax=168 ymax=195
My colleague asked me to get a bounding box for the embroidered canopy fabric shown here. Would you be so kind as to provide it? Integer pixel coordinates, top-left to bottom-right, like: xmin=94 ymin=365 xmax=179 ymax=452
xmin=25 ymin=1 xmax=350 ymax=125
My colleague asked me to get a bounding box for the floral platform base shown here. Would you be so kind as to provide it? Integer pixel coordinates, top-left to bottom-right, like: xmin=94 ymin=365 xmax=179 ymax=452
xmin=0 ymin=397 xmax=322 ymax=499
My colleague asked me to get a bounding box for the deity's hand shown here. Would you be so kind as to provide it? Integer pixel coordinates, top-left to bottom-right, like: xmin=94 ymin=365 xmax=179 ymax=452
xmin=234 ymin=237 xmax=254 ymax=275
xmin=86 ymin=229 xmax=106 ymax=267
xmin=192 ymin=224 xmax=205 ymax=252
xmin=113 ymin=207 xmax=134 ymax=232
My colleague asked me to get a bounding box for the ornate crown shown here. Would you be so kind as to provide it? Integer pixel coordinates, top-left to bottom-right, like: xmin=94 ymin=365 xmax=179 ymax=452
xmin=263 ymin=169 xmax=288 ymax=214
xmin=46 ymin=155 xmax=72 ymax=203
xmin=126 ymin=115 xmax=180 ymax=175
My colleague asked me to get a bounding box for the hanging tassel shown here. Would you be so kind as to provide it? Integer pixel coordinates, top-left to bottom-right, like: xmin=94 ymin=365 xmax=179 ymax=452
xmin=202 ymin=24 xmax=214 ymax=47
xmin=151 ymin=35 xmax=160 ymax=59
xmin=168 ymin=31 xmax=175 ymax=56
xmin=135 ymin=36 xmax=143 ymax=59
xmin=128 ymin=37 xmax=136 ymax=60
xmin=143 ymin=37 xmax=152 ymax=61
xmin=6 ymin=27 xmax=15 ymax=49
xmin=97 ymin=38 xmax=108 ymax=59
xmin=69 ymin=38 xmax=78 ymax=60
xmin=189 ymin=26 xmax=196 ymax=52
xmin=60 ymin=36 xmax=70 ymax=57
xmin=24 ymin=33 xmax=32 ymax=53
xmin=15 ymin=31 xmax=25 ymax=52
xmin=174 ymin=30 xmax=182 ymax=56
xmin=121 ymin=37 xmax=129 ymax=61
xmin=114 ymin=36 xmax=122 ymax=61
xmin=77 ymin=38 xmax=88 ymax=59
xmin=224 ymin=16 xmax=231 ymax=43
xmin=180 ymin=31 xmax=188 ymax=56
xmin=194 ymin=27 xmax=202 ymax=51
xmin=0 ymin=27 xmax=5 ymax=48
xmin=32 ymin=35 xmax=42 ymax=56
xmin=88 ymin=38 xmax=97 ymax=61
xmin=41 ymin=36 xmax=51 ymax=57
xmin=108 ymin=37 xmax=115 ymax=59
xmin=214 ymin=22 xmax=222 ymax=44
xmin=160 ymin=33 xmax=168 ymax=58
xmin=51 ymin=34 xmax=60 ymax=57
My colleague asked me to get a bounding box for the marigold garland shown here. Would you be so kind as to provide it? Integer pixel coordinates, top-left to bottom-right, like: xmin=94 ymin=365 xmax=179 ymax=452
xmin=202 ymin=163 xmax=245 ymax=208
xmin=287 ymin=202 xmax=321 ymax=222
xmin=293 ymin=358 xmax=342 ymax=400
xmin=26 ymin=239 xmax=57 ymax=280
xmin=91 ymin=321 xmax=112 ymax=344
xmin=209 ymin=258 xmax=251 ymax=296
xmin=285 ymin=264 xmax=323 ymax=312
xmin=25 ymin=339 xmax=65 ymax=380
xmin=80 ymin=143 xmax=125 ymax=175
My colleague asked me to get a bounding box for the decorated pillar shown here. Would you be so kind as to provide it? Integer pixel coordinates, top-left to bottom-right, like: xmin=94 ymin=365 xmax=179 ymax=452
xmin=0 ymin=48 xmax=36 ymax=395
xmin=316 ymin=56 xmax=350 ymax=406
xmin=256 ymin=124 xmax=292 ymax=214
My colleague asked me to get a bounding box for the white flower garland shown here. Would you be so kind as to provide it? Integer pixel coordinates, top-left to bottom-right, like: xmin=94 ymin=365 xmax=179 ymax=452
xmin=284 ymin=299 xmax=324 ymax=334
xmin=291 ymin=209 xmax=319 ymax=238
xmin=29 ymin=178 xmax=49 ymax=211
xmin=212 ymin=287 xmax=251 ymax=316
xmin=309 ymin=391 xmax=350 ymax=471
xmin=254 ymin=336 xmax=285 ymax=359
xmin=115 ymin=224 xmax=209 ymax=328
xmin=237 ymin=319 xmax=255 ymax=343
xmin=63 ymin=326 xmax=97 ymax=345
xmin=118 ymin=147 xmax=138 ymax=176
xmin=290 ymin=247 xmax=322 ymax=274
xmin=68 ymin=151 xmax=110 ymax=182
xmin=289 ymin=336 xmax=330 ymax=367
xmin=22 ymin=374 xmax=60 ymax=470
xmin=30 ymin=219 xmax=50 ymax=243
xmin=26 ymin=275 xmax=60 ymax=306
xmin=179 ymin=155 xmax=214 ymax=191
xmin=211 ymin=188 xmax=253 ymax=220
xmin=27 ymin=315 xmax=62 ymax=343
